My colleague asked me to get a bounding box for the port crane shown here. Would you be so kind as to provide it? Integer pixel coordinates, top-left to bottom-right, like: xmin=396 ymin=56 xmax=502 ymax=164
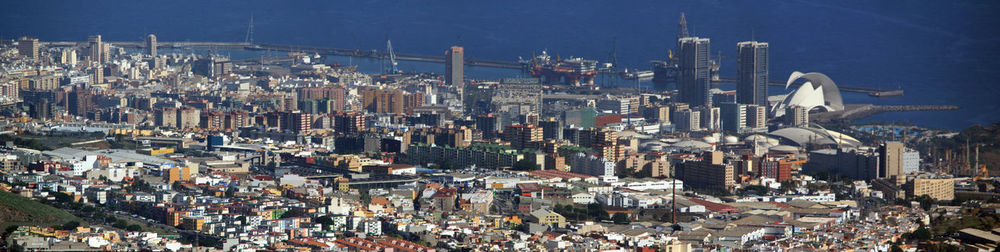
xmin=244 ymin=14 xmax=254 ymax=45
xmin=385 ymin=39 xmax=399 ymax=74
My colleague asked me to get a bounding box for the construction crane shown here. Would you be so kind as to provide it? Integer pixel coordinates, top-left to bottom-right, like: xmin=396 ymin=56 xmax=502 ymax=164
xmin=709 ymin=50 xmax=728 ymax=71
xmin=385 ymin=39 xmax=399 ymax=74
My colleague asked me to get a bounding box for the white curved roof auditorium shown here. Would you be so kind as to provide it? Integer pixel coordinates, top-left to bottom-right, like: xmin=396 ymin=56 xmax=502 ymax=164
xmin=771 ymin=71 xmax=845 ymax=118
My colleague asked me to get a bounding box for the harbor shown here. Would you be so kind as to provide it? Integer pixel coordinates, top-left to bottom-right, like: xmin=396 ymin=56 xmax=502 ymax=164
xmin=44 ymin=40 xmax=904 ymax=95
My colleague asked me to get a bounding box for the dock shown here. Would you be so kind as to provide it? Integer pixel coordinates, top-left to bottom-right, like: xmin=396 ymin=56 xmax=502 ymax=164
xmin=811 ymin=104 xmax=960 ymax=122
xmin=714 ymin=78 xmax=903 ymax=94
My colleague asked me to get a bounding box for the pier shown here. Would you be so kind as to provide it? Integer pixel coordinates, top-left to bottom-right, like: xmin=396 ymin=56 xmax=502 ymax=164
xmin=714 ymin=78 xmax=903 ymax=94
xmin=811 ymin=104 xmax=961 ymax=122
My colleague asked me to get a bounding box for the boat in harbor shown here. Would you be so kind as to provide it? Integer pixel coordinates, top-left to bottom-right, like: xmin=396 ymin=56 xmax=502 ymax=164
xmin=622 ymin=69 xmax=654 ymax=80
xmin=869 ymin=89 xmax=904 ymax=97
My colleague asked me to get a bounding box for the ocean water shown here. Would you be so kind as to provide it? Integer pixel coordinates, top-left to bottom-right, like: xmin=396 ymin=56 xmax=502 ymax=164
xmin=2 ymin=0 xmax=998 ymax=130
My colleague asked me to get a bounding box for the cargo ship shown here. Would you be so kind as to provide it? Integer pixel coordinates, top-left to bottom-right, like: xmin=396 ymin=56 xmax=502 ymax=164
xmin=520 ymin=51 xmax=598 ymax=86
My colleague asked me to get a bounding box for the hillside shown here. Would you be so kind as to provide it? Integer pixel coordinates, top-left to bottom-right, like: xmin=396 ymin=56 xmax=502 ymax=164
xmin=0 ymin=190 xmax=80 ymax=229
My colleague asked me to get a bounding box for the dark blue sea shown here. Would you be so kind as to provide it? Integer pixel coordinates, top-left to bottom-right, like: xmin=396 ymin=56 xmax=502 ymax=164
xmin=3 ymin=0 xmax=999 ymax=130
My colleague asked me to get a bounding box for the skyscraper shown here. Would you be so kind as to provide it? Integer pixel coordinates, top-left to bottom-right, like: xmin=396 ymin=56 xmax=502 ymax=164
xmin=146 ymin=34 xmax=157 ymax=57
xmin=88 ymin=35 xmax=103 ymax=63
xmin=445 ymin=46 xmax=463 ymax=87
xmin=737 ymin=41 xmax=769 ymax=107
xmin=677 ymin=37 xmax=711 ymax=106
xmin=18 ymin=37 xmax=39 ymax=59
xmin=880 ymin=141 xmax=905 ymax=178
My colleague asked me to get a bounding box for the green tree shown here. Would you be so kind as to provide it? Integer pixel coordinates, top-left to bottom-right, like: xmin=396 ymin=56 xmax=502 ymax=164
xmin=51 ymin=191 xmax=73 ymax=203
xmin=5 ymin=225 xmax=19 ymax=236
xmin=915 ymin=195 xmax=935 ymax=211
xmin=909 ymin=226 xmax=932 ymax=241
xmin=890 ymin=245 xmax=903 ymax=252
xmin=126 ymin=224 xmax=142 ymax=232
xmin=780 ymin=181 xmax=796 ymax=191
xmin=113 ymin=220 xmax=128 ymax=229
xmin=58 ymin=221 xmax=80 ymax=230
xmin=315 ymin=215 xmax=334 ymax=231
xmin=612 ymin=213 xmax=630 ymax=225
xmin=512 ymin=159 xmax=539 ymax=171
xmin=586 ymin=203 xmax=608 ymax=221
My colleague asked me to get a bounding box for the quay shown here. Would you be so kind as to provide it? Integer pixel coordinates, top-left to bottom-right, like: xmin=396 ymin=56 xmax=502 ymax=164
xmin=43 ymin=40 xmax=907 ymax=93
xmin=812 ymin=104 xmax=961 ymax=122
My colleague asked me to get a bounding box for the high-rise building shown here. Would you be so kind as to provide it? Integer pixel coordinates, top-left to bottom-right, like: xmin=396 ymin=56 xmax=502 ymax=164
xmin=503 ymin=124 xmax=543 ymax=150
xmin=677 ymin=151 xmax=734 ymax=191
xmin=280 ymin=110 xmax=312 ymax=134
xmin=63 ymin=49 xmax=77 ymax=66
xmin=29 ymin=99 xmax=51 ymax=120
xmin=761 ymin=160 xmax=792 ymax=182
xmin=903 ymin=149 xmax=920 ymax=174
xmin=737 ymin=41 xmax=768 ymax=107
xmin=146 ymin=34 xmax=157 ymax=57
xmin=28 ymin=75 xmax=60 ymax=90
xmin=698 ymin=106 xmax=721 ymax=131
xmin=18 ymin=37 xmax=39 ymax=59
xmin=155 ymin=107 xmax=179 ymax=128
xmin=88 ymin=35 xmax=103 ymax=63
xmin=720 ymin=103 xmax=747 ymax=133
xmin=640 ymin=105 xmax=670 ymax=124
xmin=785 ymin=105 xmax=808 ymax=127
xmin=538 ymin=118 xmax=563 ymax=140
xmin=475 ymin=113 xmax=499 ymax=139
xmin=880 ymin=141 xmax=905 ymax=178
xmin=67 ymin=88 xmax=93 ymax=116
xmin=445 ymin=46 xmax=464 ymax=96
xmin=334 ymin=113 xmax=365 ymax=134
xmin=360 ymin=88 xmax=423 ymax=114
xmin=568 ymin=152 xmax=615 ymax=178
xmin=675 ymin=109 xmax=701 ymax=132
xmin=677 ymin=37 xmax=711 ymax=106
xmin=905 ymin=177 xmax=954 ymax=201
xmin=177 ymin=107 xmax=201 ymax=129
xmin=90 ymin=67 xmax=104 ymax=85
xmin=745 ymin=104 xmax=767 ymax=129
xmin=101 ymin=43 xmax=110 ymax=62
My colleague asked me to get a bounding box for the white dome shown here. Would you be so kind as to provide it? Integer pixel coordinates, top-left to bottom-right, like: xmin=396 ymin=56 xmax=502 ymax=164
xmin=702 ymin=136 xmax=718 ymax=144
xmin=744 ymin=134 xmax=780 ymax=146
xmin=769 ymin=145 xmax=800 ymax=154
xmin=724 ymin=135 xmax=739 ymax=144
xmin=673 ymin=140 xmax=713 ymax=150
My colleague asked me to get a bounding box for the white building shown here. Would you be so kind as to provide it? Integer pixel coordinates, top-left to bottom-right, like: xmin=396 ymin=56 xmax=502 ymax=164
xmin=568 ymin=152 xmax=615 ymax=177
xmin=903 ymin=149 xmax=920 ymax=174
xmin=612 ymin=179 xmax=684 ymax=191
xmin=572 ymin=192 xmax=595 ymax=204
